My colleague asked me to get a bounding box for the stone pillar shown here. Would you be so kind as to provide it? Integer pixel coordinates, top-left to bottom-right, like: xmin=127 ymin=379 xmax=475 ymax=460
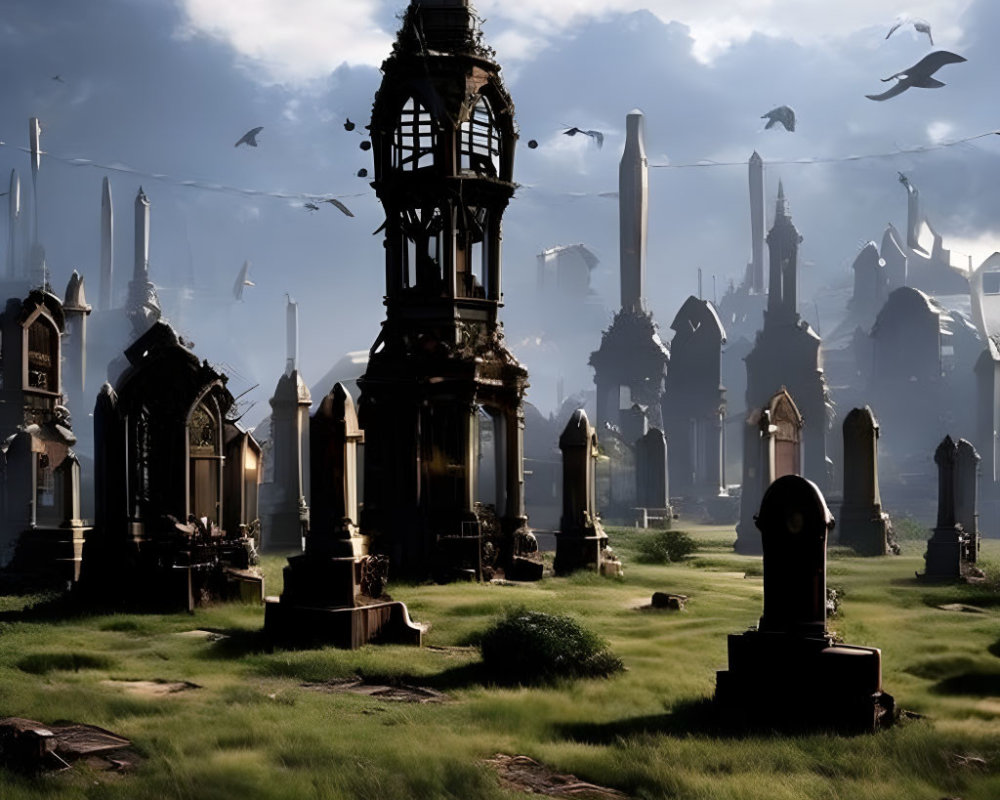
xmin=265 ymin=381 xmax=422 ymax=649
xmin=955 ymin=439 xmax=980 ymax=564
xmin=555 ymin=409 xmax=608 ymax=574
xmin=749 ymin=152 xmax=764 ymax=294
xmin=923 ymin=436 xmax=962 ymax=580
xmin=838 ymin=407 xmax=891 ymax=556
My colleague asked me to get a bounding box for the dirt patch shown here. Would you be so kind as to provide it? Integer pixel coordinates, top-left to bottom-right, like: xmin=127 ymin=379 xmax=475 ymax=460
xmin=175 ymin=629 xmax=230 ymax=641
xmin=485 ymin=753 xmax=629 ymax=799
xmin=936 ymin=603 xmax=986 ymax=614
xmin=102 ymin=680 xmax=200 ymax=697
xmin=300 ymin=677 xmax=446 ymax=703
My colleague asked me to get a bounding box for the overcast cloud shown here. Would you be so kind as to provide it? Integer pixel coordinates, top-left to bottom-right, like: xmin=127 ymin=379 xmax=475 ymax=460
xmin=0 ymin=0 xmax=997 ymax=418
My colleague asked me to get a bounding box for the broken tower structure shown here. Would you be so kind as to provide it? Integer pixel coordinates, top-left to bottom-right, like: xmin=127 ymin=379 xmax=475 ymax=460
xmin=357 ymin=0 xmax=541 ymax=582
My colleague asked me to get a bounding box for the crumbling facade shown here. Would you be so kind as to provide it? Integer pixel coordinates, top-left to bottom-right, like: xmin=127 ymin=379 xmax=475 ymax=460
xmin=358 ymin=0 xmax=540 ymax=582
xmin=662 ymin=295 xmax=727 ymax=504
xmin=0 ymin=284 xmax=89 ymax=585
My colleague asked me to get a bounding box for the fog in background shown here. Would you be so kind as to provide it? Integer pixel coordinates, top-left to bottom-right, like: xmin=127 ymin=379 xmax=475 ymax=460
xmin=2 ymin=0 xmax=998 ymax=424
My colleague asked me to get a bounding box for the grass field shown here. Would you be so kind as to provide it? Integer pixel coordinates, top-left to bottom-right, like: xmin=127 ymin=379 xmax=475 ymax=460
xmin=1 ymin=525 xmax=998 ymax=799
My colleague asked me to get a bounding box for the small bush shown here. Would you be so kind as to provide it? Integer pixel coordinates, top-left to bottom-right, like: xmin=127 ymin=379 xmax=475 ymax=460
xmin=479 ymin=609 xmax=623 ymax=685
xmin=635 ymin=531 xmax=697 ymax=564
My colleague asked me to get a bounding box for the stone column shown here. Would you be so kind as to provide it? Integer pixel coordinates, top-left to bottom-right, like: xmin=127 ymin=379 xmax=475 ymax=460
xmin=838 ymin=407 xmax=891 ymax=556
xmin=955 ymin=439 xmax=980 ymax=563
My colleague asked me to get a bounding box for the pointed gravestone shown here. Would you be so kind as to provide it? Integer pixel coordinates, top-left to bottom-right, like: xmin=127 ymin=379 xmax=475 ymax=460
xmin=716 ymin=475 xmax=894 ymax=731
xmin=921 ymin=436 xmax=963 ymax=580
xmin=555 ymin=409 xmax=617 ymax=575
xmin=264 ymin=383 xmax=422 ymax=648
xmin=633 ymin=427 xmax=671 ymax=529
xmin=839 ymin=407 xmax=893 ymax=556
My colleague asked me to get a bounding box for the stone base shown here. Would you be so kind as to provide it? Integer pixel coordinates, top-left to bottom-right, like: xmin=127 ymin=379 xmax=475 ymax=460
xmin=919 ymin=528 xmax=963 ymax=581
xmin=632 ymin=507 xmax=672 ymax=529
xmin=263 ymin=598 xmax=423 ymax=650
xmin=838 ymin=506 xmax=892 ymax=556
xmin=715 ymin=630 xmax=894 ymax=732
xmin=732 ymin=521 xmax=762 ymax=555
xmin=6 ymin=526 xmax=90 ymax=588
xmin=554 ymin=527 xmax=608 ymax=575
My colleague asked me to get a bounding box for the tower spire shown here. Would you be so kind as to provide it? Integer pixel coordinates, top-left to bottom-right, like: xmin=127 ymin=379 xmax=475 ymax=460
xmin=748 ymin=151 xmax=764 ymax=293
xmin=100 ymin=176 xmax=114 ymax=311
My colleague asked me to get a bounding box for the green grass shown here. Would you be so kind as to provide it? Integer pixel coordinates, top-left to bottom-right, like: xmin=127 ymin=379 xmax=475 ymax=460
xmin=0 ymin=529 xmax=998 ymax=799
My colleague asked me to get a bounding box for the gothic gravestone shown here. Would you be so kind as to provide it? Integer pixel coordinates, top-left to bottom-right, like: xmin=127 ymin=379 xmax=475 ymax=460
xmin=264 ymin=383 xmax=422 ymax=648
xmin=838 ymin=407 xmax=893 ymax=556
xmin=554 ymin=409 xmax=616 ymax=575
xmin=633 ymin=427 xmax=671 ymax=529
xmin=922 ymin=436 xmax=963 ymax=580
xmin=716 ymin=475 xmax=894 ymax=731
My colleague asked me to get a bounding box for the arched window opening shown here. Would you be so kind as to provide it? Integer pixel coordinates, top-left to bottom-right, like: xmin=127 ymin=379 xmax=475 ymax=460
xmin=457 ymin=206 xmax=488 ymax=298
xmin=400 ymin=206 xmax=445 ymax=291
xmin=27 ymin=317 xmax=58 ymax=391
xmin=460 ymin=97 xmax=500 ymax=176
xmin=393 ymin=97 xmax=435 ymax=171
xmin=189 ymin=400 xmax=221 ymax=524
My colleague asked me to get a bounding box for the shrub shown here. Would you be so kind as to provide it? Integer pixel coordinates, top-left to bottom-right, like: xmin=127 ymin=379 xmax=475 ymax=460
xmin=635 ymin=530 xmax=697 ymax=564
xmin=479 ymin=609 xmax=623 ymax=685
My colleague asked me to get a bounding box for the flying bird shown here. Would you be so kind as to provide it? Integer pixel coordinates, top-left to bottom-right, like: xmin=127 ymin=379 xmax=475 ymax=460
xmin=866 ymin=50 xmax=966 ymax=101
xmin=303 ymin=202 xmax=320 ymax=212
xmin=761 ymin=105 xmax=796 ymax=132
xmin=51 ymin=74 xmax=65 ymax=83
xmin=233 ymin=260 xmax=255 ymax=301
xmin=235 ymin=126 xmax=263 ymax=147
xmin=324 ymin=198 xmax=355 ymax=217
xmin=562 ymin=127 xmax=604 ymax=148
xmin=886 ymin=17 xmax=933 ymax=45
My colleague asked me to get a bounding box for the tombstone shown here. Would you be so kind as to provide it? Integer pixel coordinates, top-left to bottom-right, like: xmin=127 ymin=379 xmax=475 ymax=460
xmin=735 ymin=388 xmax=803 ymax=553
xmin=838 ymin=407 xmax=892 ymax=556
xmin=921 ymin=436 xmax=963 ymax=580
xmin=954 ymin=439 xmax=981 ymax=564
xmin=716 ymin=475 xmax=894 ymax=731
xmin=554 ymin=409 xmax=616 ymax=575
xmin=633 ymin=427 xmax=672 ymax=529
xmin=264 ymin=383 xmax=422 ymax=649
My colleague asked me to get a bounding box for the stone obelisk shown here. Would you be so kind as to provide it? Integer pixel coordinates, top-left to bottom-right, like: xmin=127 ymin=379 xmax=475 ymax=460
xmin=749 ymin=151 xmax=764 ymax=293
xmin=99 ymin=176 xmax=113 ymax=311
xmin=619 ymin=109 xmax=647 ymax=314
xmin=6 ymin=169 xmax=19 ymax=279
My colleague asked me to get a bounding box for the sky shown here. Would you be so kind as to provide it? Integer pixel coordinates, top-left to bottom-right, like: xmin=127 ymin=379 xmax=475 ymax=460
xmin=1 ymin=0 xmax=998 ymax=422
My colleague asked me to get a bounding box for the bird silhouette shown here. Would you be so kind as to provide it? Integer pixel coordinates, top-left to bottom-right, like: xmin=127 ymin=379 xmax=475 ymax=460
xmin=235 ymin=126 xmax=263 ymax=147
xmin=303 ymin=202 xmax=320 ymax=212
xmin=51 ymin=74 xmax=65 ymax=83
xmin=324 ymin=198 xmax=355 ymax=217
xmin=233 ymin=260 xmax=255 ymax=301
xmin=562 ymin=127 xmax=604 ymax=148
xmin=866 ymin=50 xmax=966 ymax=101
xmin=761 ymin=105 xmax=796 ymax=132
xmin=886 ymin=17 xmax=933 ymax=45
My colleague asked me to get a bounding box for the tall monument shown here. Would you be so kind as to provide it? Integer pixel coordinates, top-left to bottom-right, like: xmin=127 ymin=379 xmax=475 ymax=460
xmin=748 ymin=151 xmax=764 ymax=294
xmin=357 ymin=0 xmax=541 ymax=581
xmin=261 ymin=297 xmax=311 ymax=551
xmin=590 ymin=109 xmax=669 ymax=436
xmin=99 ymin=176 xmax=114 ymax=311
xmin=125 ymin=188 xmax=161 ymax=337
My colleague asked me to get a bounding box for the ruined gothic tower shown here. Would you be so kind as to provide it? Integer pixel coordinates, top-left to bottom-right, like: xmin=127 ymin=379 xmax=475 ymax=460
xmin=358 ymin=0 xmax=539 ymax=581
